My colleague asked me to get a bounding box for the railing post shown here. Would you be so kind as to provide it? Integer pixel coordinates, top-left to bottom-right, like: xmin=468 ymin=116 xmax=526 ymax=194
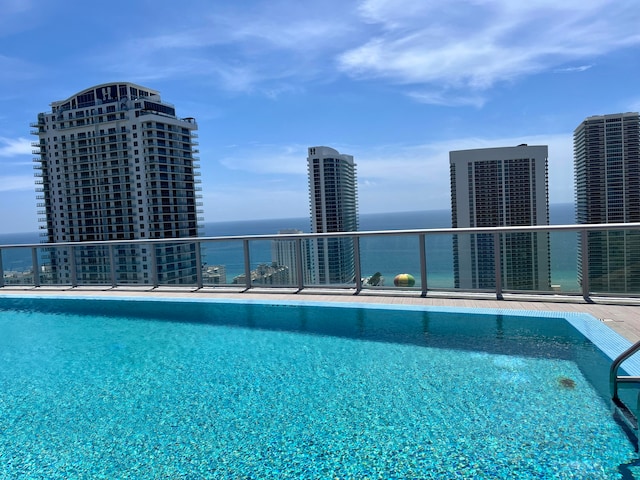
xmin=0 ymin=248 xmax=4 ymax=288
xmin=32 ymin=247 xmax=40 ymax=287
xmin=353 ymin=236 xmax=362 ymax=294
xmin=493 ymin=232 xmax=502 ymax=300
xmin=295 ymin=238 xmax=304 ymax=291
xmin=150 ymin=243 xmax=158 ymax=288
xmin=69 ymin=245 xmax=78 ymax=287
xmin=243 ymin=239 xmax=252 ymax=290
xmin=109 ymin=245 xmax=117 ymax=288
xmin=195 ymin=241 xmax=203 ymax=289
xmin=581 ymin=229 xmax=590 ymax=301
xmin=419 ymin=233 xmax=427 ymax=297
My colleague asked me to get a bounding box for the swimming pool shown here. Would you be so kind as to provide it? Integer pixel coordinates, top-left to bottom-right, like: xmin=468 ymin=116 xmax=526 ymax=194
xmin=1 ymin=295 xmax=639 ymax=478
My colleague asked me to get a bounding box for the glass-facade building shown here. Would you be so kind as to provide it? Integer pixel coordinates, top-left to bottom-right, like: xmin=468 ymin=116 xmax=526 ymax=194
xmin=32 ymin=82 xmax=203 ymax=285
xmin=450 ymin=145 xmax=550 ymax=290
xmin=307 ymin=146 xmax=359 ymax=285
xmin=574 ymin=112 xmax=640 ymax=293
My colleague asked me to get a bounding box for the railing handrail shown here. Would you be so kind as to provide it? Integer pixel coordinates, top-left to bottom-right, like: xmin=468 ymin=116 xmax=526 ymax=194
xmin=611 ymin=339 xmax=640 ymax=401
xmin=2 ymin=222 xmax=640 ymax=300
xmin=1 ymin=222 xmax=639 ymax=250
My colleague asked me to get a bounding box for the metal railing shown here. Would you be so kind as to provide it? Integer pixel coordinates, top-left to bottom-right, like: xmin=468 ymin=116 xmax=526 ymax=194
xmin=611 ymin=340 xmax=640 ymax=403
xmin=610 ymin=339 xmax=640 ymax=438
xmin=1 ymin=222 xmax=640 ymax=299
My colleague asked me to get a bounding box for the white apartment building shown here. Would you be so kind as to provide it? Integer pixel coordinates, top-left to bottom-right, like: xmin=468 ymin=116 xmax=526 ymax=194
xmin=32 ymin=82 xmax=203 ymax=285
xmin=307 ymin=146 xmax=359 ymax=284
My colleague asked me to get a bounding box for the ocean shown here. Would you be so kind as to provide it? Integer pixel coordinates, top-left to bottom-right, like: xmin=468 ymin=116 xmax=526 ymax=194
xmin=0 ymin=204 xmax=579 ymax=291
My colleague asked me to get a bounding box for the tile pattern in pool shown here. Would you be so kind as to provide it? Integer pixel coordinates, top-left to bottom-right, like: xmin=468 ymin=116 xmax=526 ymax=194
xmin=0 ymin=296 xmax=639 ymax=478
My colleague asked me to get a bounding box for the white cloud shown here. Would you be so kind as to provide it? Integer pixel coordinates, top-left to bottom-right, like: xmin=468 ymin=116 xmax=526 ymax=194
xmin=85 ymin=0 xmax=640 ymax=105
xmin=339 ymin=0 xmax=640 ymax=96
xmin=354 ymin=133 xmax=575 ymax=211
xmin=0 ymin=55 xmax=40 ymax=85
xmin=203 ymin=185 xmax=308 ymax=223
xmin=217 ymin=144 xmax=308 ymax=175
xmin=209 ymin=133 xmax=575 ymax=220
xmin=407 ymin=90 xmax=486 ymax=108
xmin=554 ymin=65 xmax=593 ymax=73
xmin=0 ymin=175 xmax=35 ymax=192
xmin=97 ymin=3 xmax=355 ymax=94
xmin=0 ymin=137 xmax=32 ymax=157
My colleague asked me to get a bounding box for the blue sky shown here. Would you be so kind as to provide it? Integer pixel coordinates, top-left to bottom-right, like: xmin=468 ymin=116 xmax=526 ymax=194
xmin=1 ymin=0 xmax=640 ymax=234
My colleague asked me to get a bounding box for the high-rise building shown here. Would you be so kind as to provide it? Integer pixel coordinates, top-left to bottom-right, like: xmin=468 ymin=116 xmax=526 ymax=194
xmin=307 ymin=146 xmax=359 ymax=284
xmin=574 ymin=112 xmax=640 ymax=293
xmin=271 ymin=229 xmax=308 ymax=285
xmin=32 ymin=82 xmax=202 ymax=285
xmin=450 ymin=145 xmax=550 ymax=290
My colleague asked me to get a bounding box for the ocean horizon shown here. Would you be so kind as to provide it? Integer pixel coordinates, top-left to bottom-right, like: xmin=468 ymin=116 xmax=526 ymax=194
xmin=0 ymin=203 xmax=576 ymax=240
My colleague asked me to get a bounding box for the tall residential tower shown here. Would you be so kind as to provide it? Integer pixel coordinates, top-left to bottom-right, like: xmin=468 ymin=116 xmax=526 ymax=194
xmin=32 ymin=82 xmax=202 ymax=285
xmin=574 ymin=112 xmax=640 ymax=293
xmin=271 ymin=229 xmax=306 ymax=285
xmin=307 ymin=146 xmax=359 ymax=284
xmin=450 ymin=145 xmax=550 ymax=290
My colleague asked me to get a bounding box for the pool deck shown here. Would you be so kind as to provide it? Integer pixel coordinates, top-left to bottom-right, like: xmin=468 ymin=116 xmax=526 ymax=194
xmin=2 ymin=285 xmax=640 ymax=343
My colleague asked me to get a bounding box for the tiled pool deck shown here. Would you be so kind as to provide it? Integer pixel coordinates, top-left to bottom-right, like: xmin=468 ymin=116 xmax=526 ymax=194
xmin=2 ymin=286 xmax=640 ymax=342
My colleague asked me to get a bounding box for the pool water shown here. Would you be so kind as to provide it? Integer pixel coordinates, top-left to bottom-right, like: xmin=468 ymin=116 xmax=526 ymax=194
xmin=0 ymin=296 xmax=638 ymax=478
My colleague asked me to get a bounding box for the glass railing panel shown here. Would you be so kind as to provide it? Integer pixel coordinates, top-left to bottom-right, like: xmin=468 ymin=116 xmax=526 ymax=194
xmin=499 ymin=231 xmax=552 ymax=293
xmin=450 ymin=232 xmax=496 ymax=291
xmin=1 ymin=246 xmax=37 ymax=286
xmin=35 ymin=245 xmax=57 ymax=286
xmin=200 ymin=239 xmax=243 ymax=286
xmin=250 ymin=238 xmax=301 ymax=287
xmin=360 ymin=234 xmax=421 ymax=289
xmin=425 ymin=233 xmax=455 ymax=289
xmin=549 ymin=230 xmax=579 ymax=293
xmin=586 ymin=229 xmax=640 ymax=295
xmin=304 ymin=236 xmax=358 ymax=288
xmin=108 ymin=243 xmax=146 ymax=286
xmin=72 ymin=245 xmax=112 ymax=285
xmin=153 ymin=241 xmax=199 ymax=286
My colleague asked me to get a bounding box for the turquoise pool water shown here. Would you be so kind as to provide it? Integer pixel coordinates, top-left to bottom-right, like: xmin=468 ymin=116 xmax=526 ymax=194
xmin=0 ymin=296 xmax=638 ymax=478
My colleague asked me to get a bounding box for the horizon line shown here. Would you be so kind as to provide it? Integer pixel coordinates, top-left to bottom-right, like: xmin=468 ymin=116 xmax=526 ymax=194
xmin=0 ymin=203 xmax=577 ymax=236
